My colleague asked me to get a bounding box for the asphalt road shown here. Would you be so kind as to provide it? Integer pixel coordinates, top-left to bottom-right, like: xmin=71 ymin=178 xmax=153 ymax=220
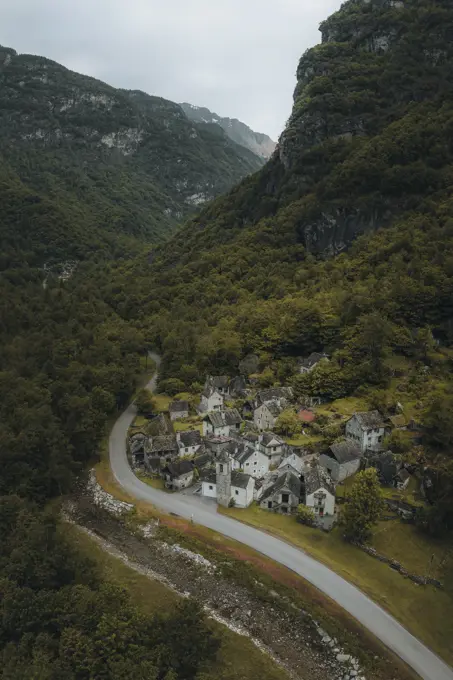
xmin=109 ymin=354 xmax=453 ymax=680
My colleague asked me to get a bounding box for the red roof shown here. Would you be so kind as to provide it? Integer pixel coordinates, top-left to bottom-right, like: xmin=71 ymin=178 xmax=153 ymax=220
xmin=298 ymin=409 xmax=316 ymax=423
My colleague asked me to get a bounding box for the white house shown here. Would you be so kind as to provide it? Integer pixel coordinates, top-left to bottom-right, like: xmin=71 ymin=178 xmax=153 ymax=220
xmin=319 ymin=439 xmax=362 ymax=482
xmin=201 ymin=453 xmax=254 ymax=508
xmin=254 ymin=400 xmax=285 ymax=431
xmin=225 ymin=439 xmax=270 ymax=479
xmin=302 ymin=465 xmax=336 ymax=522
xmin=198 ymin=386 xmax=224 ymax=413
xmin=176 ymin=430 xmax=203 ymax=457
xmin=345 ymin=411 xmax=388 ymax=453
xmin=299 ymin=352 xmax=329 ymax=374
xmin=202 ymin=409 xmax=242 ymax=438
xmin=169 ymin=400 xmax=189 ymax=421
xmin=258 ymin=432 xmax=285 ymax=465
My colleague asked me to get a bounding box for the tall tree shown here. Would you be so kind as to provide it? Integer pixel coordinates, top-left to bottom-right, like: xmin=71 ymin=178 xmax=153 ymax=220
xmin=342 ymin=469 xmax=383 ymax=543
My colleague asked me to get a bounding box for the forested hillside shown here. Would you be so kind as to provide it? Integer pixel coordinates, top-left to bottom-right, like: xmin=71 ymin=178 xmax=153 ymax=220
xmin=0 ymin=45 xmax=262 ymax=262
xmin=105 ymin=0 xmax=453 ymax=528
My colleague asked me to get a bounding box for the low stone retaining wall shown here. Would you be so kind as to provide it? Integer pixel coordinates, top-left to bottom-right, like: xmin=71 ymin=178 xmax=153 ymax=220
xmin=353 ymin=542 xmax=443 ymax=589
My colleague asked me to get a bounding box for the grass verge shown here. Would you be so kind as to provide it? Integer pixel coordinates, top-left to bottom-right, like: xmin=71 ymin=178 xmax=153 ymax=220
xmin=219 ymin=504 xmax=453 ymax=667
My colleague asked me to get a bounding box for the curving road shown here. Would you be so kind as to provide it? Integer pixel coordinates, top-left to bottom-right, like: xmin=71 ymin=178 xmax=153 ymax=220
xmin=109 ymin=354 xmax=453 ymax=680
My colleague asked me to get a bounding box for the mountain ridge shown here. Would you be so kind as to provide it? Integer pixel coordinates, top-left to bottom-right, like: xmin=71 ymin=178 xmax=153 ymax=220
xmin=0 ymin=44 xmax=263 ymax=262
xmin=180 ymin=102 xmax=276 ymax=159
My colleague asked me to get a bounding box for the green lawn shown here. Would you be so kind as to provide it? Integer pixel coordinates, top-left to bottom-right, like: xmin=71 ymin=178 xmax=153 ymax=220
xmin=137 ymin=473 xmax=168 ymax=492
xmin=70 ymin=526 xmax=290 ymax=680
xmin=153 ymin=394 xmax=172 ymax=413
xmin=173 ymin=419 xmax=203 ymax=434
xmin=315 ymin=395 xmax=369 ymax=419
xmin=285 ymin=433 xmax=324 ymax=446
xmin=220 ymin=503 xmax=453 ymax=666
xmin=132 ymin=415 xmax=148 ymax=428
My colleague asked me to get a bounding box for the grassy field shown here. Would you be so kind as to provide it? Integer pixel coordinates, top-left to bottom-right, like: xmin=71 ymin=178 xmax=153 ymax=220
xmin=220 ymin=504 xmax=453 ymax=666
xmin=70 ymin=526 xmax=290 ymax=680
xmin=173 ymin=418 xmax=203 ymax=434
xmin=153 ymin=393 xmax=172 ymax=413
xmin=136 ymin=473 xmax=168 ymax=492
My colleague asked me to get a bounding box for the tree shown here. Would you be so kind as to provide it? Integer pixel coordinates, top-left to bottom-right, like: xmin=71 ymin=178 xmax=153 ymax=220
xmin=342 ymin=469 xmax=383 ymax=543
xmin=275 ymin=409 xmax=302 ymax=437
xmin=135 ymin=389 xmax=155 ymax=415
xmin=423 ymin=395 xmax=453 ymax=450
xmin=296 ymin=505 xmax=316 ymax=527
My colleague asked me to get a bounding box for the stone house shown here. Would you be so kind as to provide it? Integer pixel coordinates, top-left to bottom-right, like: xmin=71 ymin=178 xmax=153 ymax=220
xmin=204 ymin=435 xmax=233 ymax=458
xmin=144 ymin=435 xmax=178 ymax=468
xmin=319 ymin=439 xmax=362 ymax=482
xmin=259 ymin=471 xmax=301 ymax=514
xmin=345 ymin=411 xmax=389 ymax=453
xmin=364 ymin=450 xmax=402 ymax=485
xmin=298 ymin=352 xmax=329 ymax=374
xmin=176 ymin=430 xmax=203 ymax=457
xmin=243 ymin=386 xmax=294 ymax=419
xmin=169 ymin=400 xmax=189 ymax=421
xmin=129 ymin=432 xmax=147 ymax=467
xmin=202 ymin=408 xmax=242 ymax=437
xmin=198 ymin=385 xmax=224 ymax=413
xmin=201 ymin=451 xmax=254 ymax=508
xmin=254 ymin=400 xmax=285 ymax=431
xmin=302 ymin=466 xmax=336 ymax=524
xmin=162 ymin=460 xmax=194 ymax=490
xmin=278 ymin=452 xmax=306 ymax=476
xmin=258 ymin=432 xmax=285 ymax=465
xmin=205 ymin=375 xmax=230 ymax=397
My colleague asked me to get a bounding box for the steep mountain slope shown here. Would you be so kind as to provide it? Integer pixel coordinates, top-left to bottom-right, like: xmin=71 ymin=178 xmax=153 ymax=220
xmin=0 ymin=46 xmax=262 ymax=262
xmin=108 ymin=0 xmax=453 ymax=373
xmin=180 ymin=102 xmax=276 ymax=159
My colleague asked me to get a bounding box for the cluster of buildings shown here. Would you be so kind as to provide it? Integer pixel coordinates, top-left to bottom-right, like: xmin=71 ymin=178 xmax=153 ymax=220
xmin=129 ymin=365 xmax=415 ymax=529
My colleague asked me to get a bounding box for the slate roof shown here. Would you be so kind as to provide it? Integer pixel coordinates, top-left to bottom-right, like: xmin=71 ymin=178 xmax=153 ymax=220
xmin=396 ymin=468 xmax=411 ymax=484
xmin=256 ymin=387 xmax=294 ymax=406
xmin=149 ymin=435 xmax=178 ymax=453
xmin=204 ymin=408 xmax=241 ymax=428
xmin=163 ymin=460 xmax=194 ymax=478
xmin=225 ymin=440 xmax=254 ymax=465
xmin=299 ymin=352 xmax=329 ymax=370
xmin=353 ymin=410 xmax=386 ymax=430
xmin=202 ymin=385 xmax=222 ymax=399
xmin=260 ymin=432 xmax=284 ymax=447
xmin=193 ymin=452 xmax=211 ymax=469
xmin=263 ymin=400 xmax=285 ymax=417
xmin=303 ymin=465 xmax=335 ymax=496
xmin=329 ymin=439 xmax=362 ymax=464
xmin=178 ymin=430 xmax=202 ymax=448
xmin=279 ymin=453 xmax=304 ymax=474
xmin=169 ymin=400 xmax=189 ymax=414
xmin=260 ymin=471 xmax=301 ymax=503
xmin=200 ymin=469 xmax=252 ymax=489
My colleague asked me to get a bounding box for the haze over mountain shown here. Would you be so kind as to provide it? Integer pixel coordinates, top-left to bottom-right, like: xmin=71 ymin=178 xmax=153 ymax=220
xmin=0 ymin=44 xmax=263 ymax=262
xmin=180 ymin=102 xmax=276 ymax=159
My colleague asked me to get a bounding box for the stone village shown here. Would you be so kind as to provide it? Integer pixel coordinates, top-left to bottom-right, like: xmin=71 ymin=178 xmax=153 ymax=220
xmin=129 ymin=354 xmax=420 ymax=529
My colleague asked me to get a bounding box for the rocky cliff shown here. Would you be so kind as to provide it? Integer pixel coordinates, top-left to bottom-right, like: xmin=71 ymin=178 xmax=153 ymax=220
xmin=180 ymin=102 xmax=276 ymax=159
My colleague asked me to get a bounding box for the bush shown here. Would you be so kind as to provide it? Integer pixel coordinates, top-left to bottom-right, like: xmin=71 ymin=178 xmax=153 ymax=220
xmin=296 ymin=505 xmax=316 ymax=526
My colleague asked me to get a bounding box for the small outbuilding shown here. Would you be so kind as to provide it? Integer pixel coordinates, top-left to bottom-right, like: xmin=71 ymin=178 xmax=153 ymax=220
xmin=319 ymin=439 xmax=362 ymax=482
xmin=169 ymin=400 xmax=189 ymax=421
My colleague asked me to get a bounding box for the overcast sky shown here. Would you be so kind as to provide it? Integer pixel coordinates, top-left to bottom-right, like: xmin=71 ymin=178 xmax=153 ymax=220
xmin=0 ymin=0 xmax=341 ymax=139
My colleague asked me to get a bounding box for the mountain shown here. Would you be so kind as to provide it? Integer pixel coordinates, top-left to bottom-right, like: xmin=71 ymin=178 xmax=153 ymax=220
xmin=0 ymin=45 xmax=263 ymax=263
xmin=180 ymin=102 xmax=276 ymax=159
xmin=109 ymin=0 xmax=453 ymax=376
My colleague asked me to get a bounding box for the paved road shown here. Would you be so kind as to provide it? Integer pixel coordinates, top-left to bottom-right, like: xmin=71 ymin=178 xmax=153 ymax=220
xmin=109 ymin=354 xmax=453 ymax=680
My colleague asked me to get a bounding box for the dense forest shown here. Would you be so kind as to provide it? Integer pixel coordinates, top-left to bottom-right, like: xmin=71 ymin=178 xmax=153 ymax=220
xmin=2 ymin=0 xmax=453 ymax=676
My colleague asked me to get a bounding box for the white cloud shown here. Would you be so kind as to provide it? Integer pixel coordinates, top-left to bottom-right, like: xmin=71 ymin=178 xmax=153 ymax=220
xmin=0 ymin=0 xmax=342 ymax=138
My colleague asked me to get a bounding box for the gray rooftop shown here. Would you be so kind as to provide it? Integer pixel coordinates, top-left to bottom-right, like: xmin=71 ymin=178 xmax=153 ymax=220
xmin=303 ymin=465 xmax=335 ymax=496
xmin=329 ymin=439 xmax=362 ymax=463
xmin=260 ymin=471 xmax=301 ymax=503
xmin=178 ymin=430 xmax=202 ymax=448
xmin=169 ymin=400 xmax=189 ymax=413
xmin=353 ymin=410 xmax=386 ymax=430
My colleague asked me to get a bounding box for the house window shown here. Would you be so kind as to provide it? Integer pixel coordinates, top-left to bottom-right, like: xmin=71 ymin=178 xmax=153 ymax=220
xmin=235 ymin=490 xmax=239 ymax=496
xmin=268 ymin=501 xmax=272 ymax=509
xmin=219 ymin=464 xmax=223 ymax=473
xmin=378 ymin=436 xmax=382 ymax=442
xmin=282 ymin=493 xmax=289 ymax=504
xmin=209 ymin=485 xmax=213 ymax=490
xmin=281 ymin=507 xmax=287 ymax=513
